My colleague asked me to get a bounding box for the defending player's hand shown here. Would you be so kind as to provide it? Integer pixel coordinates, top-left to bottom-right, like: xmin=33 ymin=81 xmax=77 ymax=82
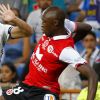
xmin=0 ymin=4 xmax=16 ymax=22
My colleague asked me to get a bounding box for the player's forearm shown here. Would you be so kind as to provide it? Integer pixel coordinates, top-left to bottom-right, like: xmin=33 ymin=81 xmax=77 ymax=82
xmin=11 ymin=17 xmax=33 ymax=36
xmin=77 ymin=64 xmax=98 ymax=100
xmin=87 ymin=71 xmax=98 ymax=100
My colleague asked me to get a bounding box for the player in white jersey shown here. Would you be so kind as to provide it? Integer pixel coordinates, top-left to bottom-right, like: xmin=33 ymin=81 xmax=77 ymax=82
xmin=0 ymin=4 xmax=32 ymax=99
xmin=0 ymin=4 xmax=32 ymax=61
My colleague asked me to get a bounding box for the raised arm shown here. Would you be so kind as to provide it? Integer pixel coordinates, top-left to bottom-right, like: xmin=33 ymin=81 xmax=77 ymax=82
xmin=59 ymin=47 xmax=98 ymax=100
xmin=0 ymin=4 xmax=33 ymax=39
xmin=73 ymin=22 xmax=92 ymax=43
xmin=64 ymin=19 xmax=92 ymax=43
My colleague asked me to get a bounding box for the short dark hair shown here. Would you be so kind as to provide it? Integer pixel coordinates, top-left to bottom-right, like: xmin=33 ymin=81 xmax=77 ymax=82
xmin=1 ymin=62 xmax=18 ymax=83
xmin=84 ymin=31 xmax=96 ymax=39
xmin=44 ymin=6 xmax=65 ymax=26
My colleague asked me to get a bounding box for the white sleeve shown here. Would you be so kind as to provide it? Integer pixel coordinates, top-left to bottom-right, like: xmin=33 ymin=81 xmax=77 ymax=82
xmin=59 ymin=47 xmax=87 ymax=68
xmin=0 ymin=23 xmax=12 ymax=41
xmin=0 ymin=23 xmax=12 ymax=60
xmin=64 ymin=19 xmax=77 ymax=33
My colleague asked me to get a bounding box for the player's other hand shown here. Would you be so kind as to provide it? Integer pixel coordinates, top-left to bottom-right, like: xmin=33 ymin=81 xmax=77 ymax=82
xmin=0 ymin=4 xmax=16 ymax=22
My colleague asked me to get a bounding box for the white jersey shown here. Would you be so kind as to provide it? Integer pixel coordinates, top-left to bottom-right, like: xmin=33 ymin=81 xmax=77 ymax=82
xmin=0 ymin=23 xmax=12 ymax=63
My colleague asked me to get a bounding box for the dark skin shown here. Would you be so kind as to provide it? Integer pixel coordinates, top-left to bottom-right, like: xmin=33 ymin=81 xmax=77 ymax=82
xmin=42 ymin=8 xmax=68 ymax=37
xmin=42 ymin=7 xmax=92 ymax=43
xmin=73 ymin=22 xmax=92 ymax=43
xmin=42 ymin=7 xmax=98 ymax=100
xmin=0 ymin=7 xmax=98 ymax=100
xmin=33 ymin=0 xmax=86 ymax=50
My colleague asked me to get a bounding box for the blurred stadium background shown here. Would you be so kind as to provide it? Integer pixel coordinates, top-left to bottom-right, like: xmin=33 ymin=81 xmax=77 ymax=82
xmin=0 ymin=0 xmax=100 ymax=100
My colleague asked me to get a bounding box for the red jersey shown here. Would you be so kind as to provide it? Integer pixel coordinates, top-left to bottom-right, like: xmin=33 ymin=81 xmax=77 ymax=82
xmin=24 ymin=32 xmax=86 ymax=94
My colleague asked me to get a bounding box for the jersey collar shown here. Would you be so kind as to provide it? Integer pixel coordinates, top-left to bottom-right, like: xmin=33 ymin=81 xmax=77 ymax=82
xmin=43 ymin=30 xmax=71 ymax=40
xmin=53 ymin=32 xmax=71 ymax=40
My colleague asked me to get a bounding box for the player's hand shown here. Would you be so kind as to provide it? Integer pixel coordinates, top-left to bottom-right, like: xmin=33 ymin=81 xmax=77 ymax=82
xmin=0 ymin=4 xmax=16 ymax=22
xmin=86 ymin=48 xmax=93 ymax=58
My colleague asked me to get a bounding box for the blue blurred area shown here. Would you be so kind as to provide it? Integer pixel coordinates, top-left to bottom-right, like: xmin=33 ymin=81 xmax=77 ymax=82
xmin=81 ymin=0 xmax=100 ymax=23
xmin=69 ymin=12 xmax=80 ymax=21
xmin=53 ymin=0 xmax=66 ymax=10
xmin=75 ymin=41 xmax=84 ymax=53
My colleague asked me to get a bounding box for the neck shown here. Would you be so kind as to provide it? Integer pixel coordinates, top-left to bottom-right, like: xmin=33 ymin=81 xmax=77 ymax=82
xmin=53 ymin=27 xmax=68 ymax=37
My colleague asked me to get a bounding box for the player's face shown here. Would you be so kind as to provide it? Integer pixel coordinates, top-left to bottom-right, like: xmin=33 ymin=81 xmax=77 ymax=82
xmin=42 ymin=16 xmax=56 ymax=37
xmin=83 ymin=34 xmax=96 ymax=49
xmin=0 ymin=65 xmax=15 ymax=83
xmin=37 ymin=0 xmax=52 ymax=10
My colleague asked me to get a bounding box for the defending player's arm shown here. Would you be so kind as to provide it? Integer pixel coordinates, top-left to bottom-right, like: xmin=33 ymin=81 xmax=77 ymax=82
xmin=59 ymin=47 xmax=98 ymax=100
xmin=64 ymin=19 xmax=92 ymax=43
xmin=0 ymin=4 xmax=33 ymax=39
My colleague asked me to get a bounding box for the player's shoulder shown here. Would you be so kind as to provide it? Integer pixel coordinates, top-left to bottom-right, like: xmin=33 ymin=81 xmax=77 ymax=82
xmin=0 ymin=23 xmax=5 ymax=33
xmin=55 ymin=36 xmax=74 ymax=46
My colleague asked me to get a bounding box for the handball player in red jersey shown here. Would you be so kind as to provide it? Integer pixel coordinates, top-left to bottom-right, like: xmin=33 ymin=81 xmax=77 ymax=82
xmin=0 ymin=5 xmax=98 ymax=100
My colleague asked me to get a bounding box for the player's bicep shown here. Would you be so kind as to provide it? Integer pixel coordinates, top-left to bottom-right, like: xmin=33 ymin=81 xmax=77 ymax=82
xmin=59 ymin=47 xmax=87 ymax=68
xmin=75 ymin=22 xmax=92 ymax=33
xmin=73 ymin=22 xmax=92 ymax=43
xmin=77 ymin=64 xmax=91 ymax=77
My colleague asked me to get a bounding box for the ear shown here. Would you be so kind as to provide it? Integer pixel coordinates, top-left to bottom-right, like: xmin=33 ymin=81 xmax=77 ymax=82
xmin=54 ymin=20 xmax=59 ymax=26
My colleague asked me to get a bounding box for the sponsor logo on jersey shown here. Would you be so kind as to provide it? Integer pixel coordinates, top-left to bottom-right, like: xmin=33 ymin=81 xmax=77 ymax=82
xmin=44 ymin=94 xmax=55 ymax=100
xmin=6 ymin=87 xmax=24 ymax=95
xmin=36 ymin=45 xmax=43 ymax=61
xmin=6 ymin=89 xmax=13 ymax=95
xmin=31 ymin=45 xmax=48 ymax=73
xmin=47 ymin=45 xmax=54 ymax=53
xmin=47 ymin=45 xmax=58 ymax=57
xmin=32 ymin=57 xmax=48 ymax=73
xmin=42 ymin=40 xmax=49 ymax=50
